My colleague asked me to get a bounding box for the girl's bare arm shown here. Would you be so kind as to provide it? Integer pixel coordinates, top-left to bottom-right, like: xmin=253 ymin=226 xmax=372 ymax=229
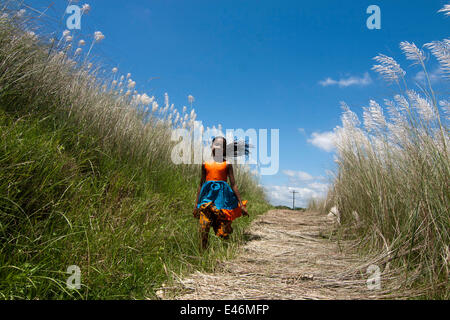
xmin=227 ymin=164 xmax=248 ymax=216
xmin=194 ymin=164 xmax=206 ymax=209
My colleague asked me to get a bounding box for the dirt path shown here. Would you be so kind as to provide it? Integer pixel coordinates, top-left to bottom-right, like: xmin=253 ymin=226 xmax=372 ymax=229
xmin=165 ymin=210 xmax=389 ymax=300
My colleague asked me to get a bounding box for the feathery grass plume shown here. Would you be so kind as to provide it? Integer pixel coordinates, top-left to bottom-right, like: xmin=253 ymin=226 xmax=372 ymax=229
xmin=16 ymin=8 xmax=26 ymax=17
xmin=188 ymin=94 xmax=194 ymax=109
xmin=140 ymin=93 xmax=152 ymax=105
xmin=94 ymin=31 xmax=104 ymax=42
xmin=438 ymin=4 xmax=450 ymax=16
xmin=424 ymin=39 xmax=450 ymax=77
xmin=439 ymin=100 xmax=450 ymax=121
xmin=339 ymin=101 xmax=360 ymax=129
xmin=81 ymin=4 xmax=91 ymax=14
xmin=400 ymin=41 xmax=426 ymax=64
xmin=407 ymin=90 xmax=436 ymax=122
xmin=363 ymin=100 xmax=386 ymax=132
xmin=164 ymin=92 xmax=169 ymax=108
xmin=384 ymin=98 xmax=409 ymax=143
xmin=152 ymin=100 xmax=158 ymax=112
xmin=372 ymin=54 xmax=406 ymax=83
xmin=127 ymin=80 xmax=136 ymax=89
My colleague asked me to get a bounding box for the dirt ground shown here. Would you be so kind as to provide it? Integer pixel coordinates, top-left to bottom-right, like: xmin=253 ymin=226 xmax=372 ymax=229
xmin=162 ymin=210 xmax=395 ymax=300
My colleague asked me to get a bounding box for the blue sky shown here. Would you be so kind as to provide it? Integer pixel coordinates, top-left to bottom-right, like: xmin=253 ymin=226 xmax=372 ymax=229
xmin=24 ymin=0 xmax=449 ymax=207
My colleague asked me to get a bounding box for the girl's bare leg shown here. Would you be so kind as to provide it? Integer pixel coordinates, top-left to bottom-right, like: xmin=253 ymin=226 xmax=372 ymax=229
xmin=199 ymin=212 xmax=211 ymax=250
xmin=201 ymin=228 xmax=209 ymax=250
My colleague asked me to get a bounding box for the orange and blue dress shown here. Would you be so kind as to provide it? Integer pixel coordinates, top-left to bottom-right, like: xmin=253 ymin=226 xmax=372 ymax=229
xmin=195 ymin=160 xmax=248 ymax=239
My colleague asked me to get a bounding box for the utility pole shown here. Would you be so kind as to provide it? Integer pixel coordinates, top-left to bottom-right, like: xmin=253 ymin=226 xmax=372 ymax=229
xmin=290 ymin=190 xmax=298 ymax=210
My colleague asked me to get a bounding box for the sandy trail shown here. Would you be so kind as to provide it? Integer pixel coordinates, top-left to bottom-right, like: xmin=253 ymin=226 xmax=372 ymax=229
xmin=164 ymin=210 xmax=389 ymax=300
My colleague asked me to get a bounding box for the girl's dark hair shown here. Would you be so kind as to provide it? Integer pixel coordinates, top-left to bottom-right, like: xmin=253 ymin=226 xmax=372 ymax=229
xmin=212 ymin=136 xmax=251 ymax=158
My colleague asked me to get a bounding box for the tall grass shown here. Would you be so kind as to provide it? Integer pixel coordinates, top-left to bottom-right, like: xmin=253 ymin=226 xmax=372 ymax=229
xmin=327 ymin=7 xmax=449 ymax=298
xmin=0 ymin=5 xmax=271 ymax=299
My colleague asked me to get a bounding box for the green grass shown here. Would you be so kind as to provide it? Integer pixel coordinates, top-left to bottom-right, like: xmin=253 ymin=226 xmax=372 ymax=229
xmin=322 ymin=38 xmax=449 ymax=298
xmin=0 ymin=7 xmax=271 ymax=299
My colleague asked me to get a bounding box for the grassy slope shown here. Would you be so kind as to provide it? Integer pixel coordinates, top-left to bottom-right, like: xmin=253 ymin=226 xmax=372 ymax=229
xmin=0 ymin=13 xmax=271 ymax=299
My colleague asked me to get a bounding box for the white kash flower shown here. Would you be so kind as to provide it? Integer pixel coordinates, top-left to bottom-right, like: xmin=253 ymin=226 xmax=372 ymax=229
xmin=400 ymin=41 xmax=425 ymax=64
xmin=363 ymin=100 xmax=386 ymax=132
xmin=340 ymin=101 xmax=360 ymax=130
xmin=27 ymin=31 xmax=36 ymax=39
xmin=152 ymin=101 xmax=158 ymax=112
xmin=81 ymin=4 xmax=91 ymax=14
xmin=164 ymin=93 xmax=169 ymax=107
xmin=394 ymin=94 xmax=410 ymax=112
xmin=439 ymin=100 xmax=450 ymax=121
xmin=424 ymin=39 xmax=450 ymax=77
xmin=78 ymin=39 xmax=86 ymax=46
xmin=16 ymin=9 xmax=26 ymax=17
xmin=140 ymin=93 xmax=152 ymax=105
xmin=408 ymin=90 xmax=436 ymax=122
xmin=372 ymin=54 xmax=406 ymax=83
xmin=94 ymin=31 xmax=105 ymax=42
xmin=438 ymin=4 xmax=450 ymax=16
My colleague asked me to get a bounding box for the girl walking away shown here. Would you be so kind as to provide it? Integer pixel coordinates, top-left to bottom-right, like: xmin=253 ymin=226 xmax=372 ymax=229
xmin=193 ymin=136 xmax=250 ymax=250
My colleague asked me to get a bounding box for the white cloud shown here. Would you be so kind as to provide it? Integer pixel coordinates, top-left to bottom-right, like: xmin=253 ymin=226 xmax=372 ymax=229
xmin=414 ymin=68 xmax=443 ymax=84
xmin=307 ymin=131 xmax=337 ymax=152
xmin=282 ymin=170 xmax=314 ymax=181
xmin=307 ymin=182 xmax=329 ymax=193
xmin=319 ymin=72 xmax=372 ymax=88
